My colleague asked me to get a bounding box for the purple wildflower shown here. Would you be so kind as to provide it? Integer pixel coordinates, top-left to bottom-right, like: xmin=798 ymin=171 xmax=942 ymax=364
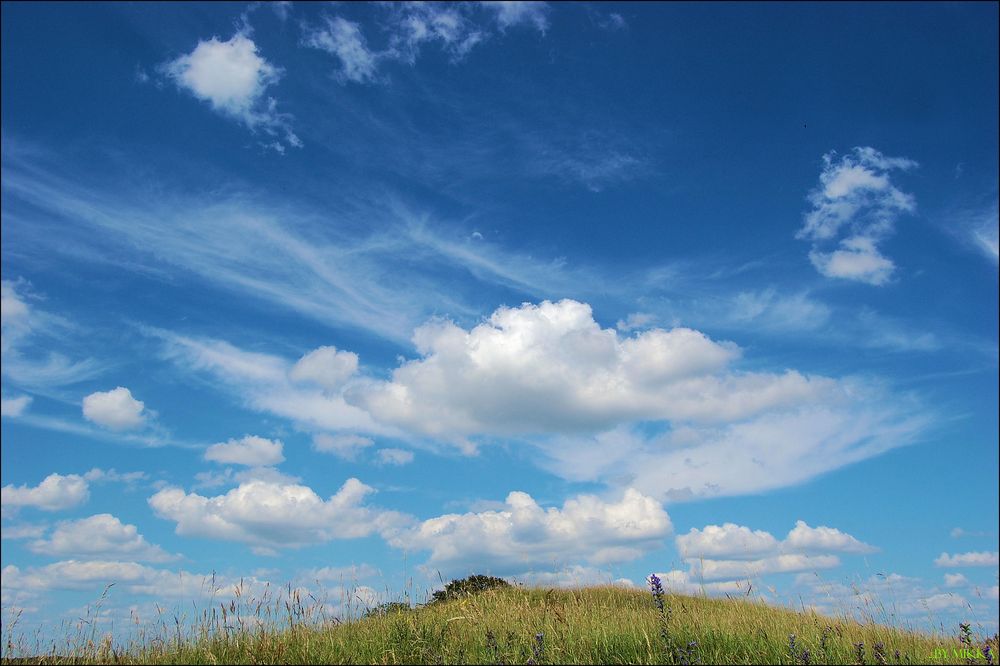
xmin=532 ymin=632 xmax=544 ymax=663
xmin=648 ymin=573 xmax=666 ymax=612
xmin=873 ymin=641 xmax=887 ymax=665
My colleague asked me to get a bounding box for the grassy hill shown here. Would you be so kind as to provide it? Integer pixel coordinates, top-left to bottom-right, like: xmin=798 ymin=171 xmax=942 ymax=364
xmin=4 ymin=584 xmax=996 ymax=664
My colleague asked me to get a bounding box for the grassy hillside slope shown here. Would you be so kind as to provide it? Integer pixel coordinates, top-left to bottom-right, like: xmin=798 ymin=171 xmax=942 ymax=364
xmin=4 ymin=585 xmax=996 ymax=664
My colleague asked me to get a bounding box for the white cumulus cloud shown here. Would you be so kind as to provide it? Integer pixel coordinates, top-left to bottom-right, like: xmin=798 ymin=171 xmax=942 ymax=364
xmin=676 ymin=523 xmax=780 ymax=561
xmin=149 ymin=478 xmax=406 ymax=550
xmin=312 ymin=433 xmax=374 ymax=460
xmin=164 ymin=33 xmax=299 ymax=149
xmin=2 ymin=560 xmax=267 ymax=601
xmin=943 ymin=573 xmax=969 ymax=588
xmin=204 ymin=435 xmax=284 ymax=467
xmin=808 ymin=236 xmax=896 ymax=286
xmin=672 ymin=519 xmax=874 ymax=582
xmin=289 ymin=346 xmax=359 ymax=391
xmin=376 ymin=448 xmax=414 ymax=466
xmin=784 ymin=520 xmax=877 ymax=554
xmin=1 ymin=473 xmax=89 ymax=516
xmin=798 ymin=147 xmax=917 ymax=285
xmin=82 ymin=387 xmax=147 ymax=431
xmin=28 ymin=514 xmax=176 ymax=562
xmin=934 ymin=551 xmax=1000 ymax=568
xmin=0 ymin=394 xmax=32 ymax=418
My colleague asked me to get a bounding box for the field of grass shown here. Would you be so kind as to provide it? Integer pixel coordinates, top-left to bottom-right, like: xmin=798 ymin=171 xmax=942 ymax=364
xmin=3 ymin=582 xmax=997 ymax=665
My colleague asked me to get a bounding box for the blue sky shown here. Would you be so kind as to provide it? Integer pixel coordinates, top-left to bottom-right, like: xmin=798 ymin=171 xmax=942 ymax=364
xmin=2 ymin=1 xmax=998 ymax=642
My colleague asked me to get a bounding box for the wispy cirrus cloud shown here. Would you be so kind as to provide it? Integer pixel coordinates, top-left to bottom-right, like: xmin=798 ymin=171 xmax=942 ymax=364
xmin=303 ymin=3 xmax=549 ymax=84
xmin=154 ymin=329 xmax=389 ymax=437
xmin=537 ymin=397 xmax=927 ymax=502
xmin=1 ymin=280 xmax=104 ymax=392
xmin=1 ymin=155 xmax=469 ymax=344
xmin=945 ymin=199 xmax=999 ymax=266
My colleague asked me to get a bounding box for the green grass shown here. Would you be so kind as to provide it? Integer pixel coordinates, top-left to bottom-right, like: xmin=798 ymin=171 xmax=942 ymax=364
xmin=3 ymin=585 xmax=997 ymax=664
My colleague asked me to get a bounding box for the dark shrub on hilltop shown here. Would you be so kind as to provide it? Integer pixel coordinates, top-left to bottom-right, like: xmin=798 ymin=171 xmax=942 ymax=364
xmin=431 ymin=575 xmax=511 ymax=603
xmin=363 ymin=601 xmax=413 ymax=618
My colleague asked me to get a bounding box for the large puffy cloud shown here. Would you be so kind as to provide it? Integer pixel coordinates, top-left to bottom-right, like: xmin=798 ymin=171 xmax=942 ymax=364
xmin=388 ymin=488 xmax=671 ymax=575
xmin=163 ymin=33 xmax=299 ymax=150
xmin=797 ymin=147 xmax=917 ymax=285
xmin=934 ymin=551 xmax=1000 ymax=568
xmin=204 ymin=435 xmax=284 ymax=467
xmin=1 ymin=473 xmax=89 ymax=515
xmin=149 ymin=478 xmax=405 ymax=550
xmin=356 ymin=299 xmax=836 ymax=438
xmin=159 ymin=300 xmax=924 ymax=502
xmin=28 ymin=514 xmax=176 ymax=562
xmin=82 ymin=387 xmax=147 ymax=431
